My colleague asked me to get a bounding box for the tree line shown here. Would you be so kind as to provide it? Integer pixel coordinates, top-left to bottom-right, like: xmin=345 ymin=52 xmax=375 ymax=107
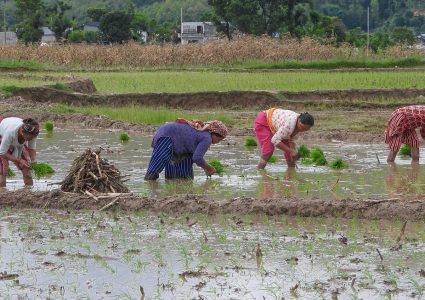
xmin=4 ymin=0 xmax=424 ymax=50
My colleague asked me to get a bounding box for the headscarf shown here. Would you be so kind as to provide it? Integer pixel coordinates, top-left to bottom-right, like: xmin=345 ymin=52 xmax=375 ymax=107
xmin=176 ymin=118 xmax=228 ymax=138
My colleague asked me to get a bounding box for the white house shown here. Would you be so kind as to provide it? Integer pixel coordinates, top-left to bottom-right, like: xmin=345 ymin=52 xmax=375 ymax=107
xmin=0 ymin=31 xmax=17 ymax=44
xmin=84 ymin=22 xmax=100 ymax=32
xmin=41 ymin=26 xmax=56 ymax=43
xmin=180 ymin=22 xmax=218 ymax=44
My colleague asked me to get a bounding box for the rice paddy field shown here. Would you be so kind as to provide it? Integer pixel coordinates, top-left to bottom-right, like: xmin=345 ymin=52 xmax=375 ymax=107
xmin=3 ymin=70 xmax=425 ymax=93
xmin=1 ymin=41 xmax=425 ymax=298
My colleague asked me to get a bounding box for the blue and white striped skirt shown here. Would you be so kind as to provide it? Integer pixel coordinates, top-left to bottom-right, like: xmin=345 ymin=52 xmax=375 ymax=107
xmin=144 ymin=137 xmax=194 ymax=180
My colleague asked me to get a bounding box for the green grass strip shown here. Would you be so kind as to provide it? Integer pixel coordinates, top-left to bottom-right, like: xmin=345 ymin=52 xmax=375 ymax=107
xmin=0 ymin=59 xmax=47 ymax=69
xmin=50 ymin=104 xmax=236 ymax=126
xmin=226 ymin=57 xmax=425 ymax=70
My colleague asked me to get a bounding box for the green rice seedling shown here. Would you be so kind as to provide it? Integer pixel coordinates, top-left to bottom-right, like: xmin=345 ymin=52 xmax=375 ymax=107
xmin=268 ymin=155 xmax=277 ymax=163
xmin=301 ymin=158 xmax=314 ymax=165
xmin=119 ymin=132 xmax=130 ymax=142
xmin=399 ymin=144 xmax=411 ymax=156
xmin=31 ymin=162 xmax=55 ymax=179
xmin=49 ymin=82 xmax=69 ymax=91
xmin=297 ymin=144 xmax=310 ymax=158
xmin=244 ymin=137 xmax=258 ymax=147
xmin=330 ymin=158 xmax=348 ymax=169
xmin=310 ymin=148 xmax=327 ymax=166
xmin=44 ymin=121 xmax=54 ymax=132
xmin=209 ymin=159 xmax=224 ymax=174
xmin=7 ymin=168 xmax=16 ymax=178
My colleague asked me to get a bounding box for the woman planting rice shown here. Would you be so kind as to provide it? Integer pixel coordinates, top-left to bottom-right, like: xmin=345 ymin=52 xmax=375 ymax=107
xmin=385 ymin=105 xmax=425 ymax=162
xmin=144 ymin=119 xmax=228 ymax=180
xmin=254 ymin=108 xmax=314 ymax=169
xmin=0 ymin=117 xmax=39 ymax=187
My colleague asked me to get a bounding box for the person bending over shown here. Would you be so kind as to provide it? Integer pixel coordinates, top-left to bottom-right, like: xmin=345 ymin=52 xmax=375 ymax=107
xmin=0 ymin=117 xmax=39 ymax=187
xmin=385 ymin=105 xmax=425 ymax=163
xmin=254 ymin=108 xmax=314 ymax=169
xmin=144 ymin=119 xmax=228 ymax=180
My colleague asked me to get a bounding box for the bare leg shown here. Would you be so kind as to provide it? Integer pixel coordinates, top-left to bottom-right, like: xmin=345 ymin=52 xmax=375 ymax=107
xmin=411 ymin=147 xmax=419 ymax=161
xmin=257 ymin=154 xmax=272 ymax=169
xmin=22 ymin=168 xmax=33 ymax=186
xmin=387 ymin=150 xmax=398 ymax=163
xmin=287 ymin=160 xmax=296 ymax=168
xmin=0 ymin=175 xmax=6 ymax=187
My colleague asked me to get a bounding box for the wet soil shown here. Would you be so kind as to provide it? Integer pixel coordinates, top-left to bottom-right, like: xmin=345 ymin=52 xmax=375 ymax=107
xmin=1 ymin=190 xmax=424 ymax=220
xmin=12 ymin=85 xmax=425 ymax=109
xmin=0 ymin=95 xmax=385 ymax=142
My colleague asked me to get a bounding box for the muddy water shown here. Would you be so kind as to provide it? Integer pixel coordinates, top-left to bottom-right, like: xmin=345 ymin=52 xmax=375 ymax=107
xmin=6 ymin=128 xmax=425 ymax=200
xmin=0 ymin=210 xmax=424 ymax=299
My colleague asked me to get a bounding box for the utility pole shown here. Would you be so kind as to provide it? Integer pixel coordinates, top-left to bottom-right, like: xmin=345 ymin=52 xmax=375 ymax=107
xmin=3 ymin=0 xmax=6 ymax=45
xmin=180 ymin=7 xmax=183 ymax=44
xmin=366 ymin=6 xmax=370 ymax=57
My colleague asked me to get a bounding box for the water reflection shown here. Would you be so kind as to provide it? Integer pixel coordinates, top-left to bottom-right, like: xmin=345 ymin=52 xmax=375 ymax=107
xmin=386 ymin=161 xmax=420 ymax=197
xmin=145 ymin=178 xmax=223 ymax=198
xmin=257 ymin=168 xmax=297 ymax=199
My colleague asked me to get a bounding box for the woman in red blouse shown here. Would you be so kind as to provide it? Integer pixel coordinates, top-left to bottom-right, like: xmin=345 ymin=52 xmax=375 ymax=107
xmin=385 ymin=105 xmax=425 ymax=162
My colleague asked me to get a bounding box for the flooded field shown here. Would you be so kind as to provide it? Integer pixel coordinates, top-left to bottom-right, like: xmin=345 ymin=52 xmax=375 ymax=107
xmin=6 ymin=128 xmax=425 ymax=201
xmin=0 ymin=209 xmax=424 ymax=299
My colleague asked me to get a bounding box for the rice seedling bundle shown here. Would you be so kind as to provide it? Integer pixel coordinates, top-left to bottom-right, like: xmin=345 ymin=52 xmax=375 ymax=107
xmin=330 ymin=158 xmax=348 ymax=169
xmin=297 ymin=145 xmax=310 ymax=158
xmin=31 ymin=162 xmax=55 ymax=179
xmin=209 ymin=159 xmax=224 ymax=174
xmin=268 ymin=155 xmax=277 ymax=163
xmin=399 ymin=144 xmax=411 ymax=156
xmin=7 ymin=168 xmax=15 ymax=177
xmin=119 ymin=132 xmax=130 ymax=142
xmin=310 ymin=148 xmax=328 ymax=166
xmin=44 ymin=121 xmax=54 ymax=132
xmin=244 ymin=137 xmax=258 ymax=147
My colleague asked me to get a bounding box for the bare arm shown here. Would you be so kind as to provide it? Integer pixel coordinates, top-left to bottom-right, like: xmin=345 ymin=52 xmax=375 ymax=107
xmin=27 ymin=148 xmax=36 ymax=163
xmin=0 ymin=153 xmax=30 ymax=168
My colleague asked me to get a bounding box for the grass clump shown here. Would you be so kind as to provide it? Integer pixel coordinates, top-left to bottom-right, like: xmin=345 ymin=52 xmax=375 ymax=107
xmin=0 ymin=85 xmax=20 ymax=96
xmin=48 ymin=82 xmax=70 ymax=91
xmin=244 ymin=137 xmax=258 ymax=147
xmin=268 ymin=155 xmax=277 ymax=163
xmin=310 ymin=148 xmax=327 ymax=166
xmin=44 ymin=121 xmax=54 ymax=132
xmin=119 ymin=132 xmax=130 ymax=142
xmin=297 ymin=144 xmax=310 ymax=158
xmin=399 ymin=144 xmax=411 ymax=156
xmin=31 ymin=162 xmax=54 ymax=179
xmin=301 ymin=158 xmax=314 ymax=165
xmin=7 ymin=168 xmax=16 ymax=178
xmin=50 ymin=104 xmax=76 ymax=113
xmin=301 ymin=147 xmax=327 ymax=166
xmin=330 ymin=158 xmax=348 ymax=169
xmin=209 ymin=159 xmax=224 ymax=174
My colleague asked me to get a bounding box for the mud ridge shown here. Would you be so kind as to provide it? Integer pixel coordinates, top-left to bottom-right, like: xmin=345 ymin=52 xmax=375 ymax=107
xmin=0 ymin=190 xmax=423 ymax=220
xmin=12 ymin=87 xmax=425 ymax=110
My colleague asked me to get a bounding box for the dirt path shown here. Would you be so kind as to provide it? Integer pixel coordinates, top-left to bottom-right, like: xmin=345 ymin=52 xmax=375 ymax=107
xmin=0 ymin=190 xmax=423 ymax=220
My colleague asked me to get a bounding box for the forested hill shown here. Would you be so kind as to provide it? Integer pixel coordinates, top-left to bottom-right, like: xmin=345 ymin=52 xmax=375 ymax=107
xmin=311 ymin=0 xmax=425 ymax=33
xmin=63 ymin=0 xmax=425 ymax=33
xmin=4 ymin=0 xmax=425 ymax=34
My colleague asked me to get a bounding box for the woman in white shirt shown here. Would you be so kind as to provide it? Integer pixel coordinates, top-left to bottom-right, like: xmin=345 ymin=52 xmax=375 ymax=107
xmin=0 ymin=117 xmax=39 ymax=187
xmin=254 ymin=108 xmax=314 ymax=169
